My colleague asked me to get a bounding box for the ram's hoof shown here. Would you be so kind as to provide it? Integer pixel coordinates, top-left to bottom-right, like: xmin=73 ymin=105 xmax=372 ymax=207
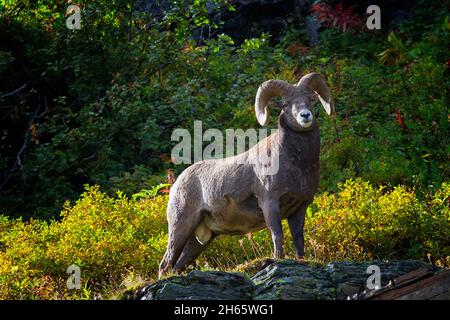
xmin=295 ymin=256 xmax=306 ymax=264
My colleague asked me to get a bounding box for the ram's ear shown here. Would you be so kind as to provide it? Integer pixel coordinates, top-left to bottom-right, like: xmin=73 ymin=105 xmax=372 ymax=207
xmin=297 ymin=73 xmax=335 ymax=116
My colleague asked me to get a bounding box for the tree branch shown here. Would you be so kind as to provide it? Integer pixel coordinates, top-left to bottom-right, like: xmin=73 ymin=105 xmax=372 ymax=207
xmin=1 ymin=81 xmax=30 ymax=98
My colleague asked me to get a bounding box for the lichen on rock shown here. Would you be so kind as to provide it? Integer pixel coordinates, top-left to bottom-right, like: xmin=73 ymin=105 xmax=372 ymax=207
xmin=134 ymin=259 xmax=441 ymax=300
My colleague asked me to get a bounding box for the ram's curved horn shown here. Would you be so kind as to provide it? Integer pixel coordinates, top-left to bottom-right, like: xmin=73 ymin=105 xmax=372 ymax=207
xmin=255 ymin=80 xmax=295 ymax=126
xmin=297 ymin=72 xmax=335 ymax=116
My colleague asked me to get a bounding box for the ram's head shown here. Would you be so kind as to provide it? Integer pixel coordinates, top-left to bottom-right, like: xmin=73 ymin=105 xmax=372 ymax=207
xmin=255 ymin=72 xmax=335 ymax=131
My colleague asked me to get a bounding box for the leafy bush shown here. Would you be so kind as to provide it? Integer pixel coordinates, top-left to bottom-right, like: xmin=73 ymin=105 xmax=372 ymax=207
xmin=1 ymin=179 xmax=448 ymax=299
xmin=0 ymin=186 xmax=169 ymax=299
xmin=306 ymin=179 xmax=449 ymax=263
xmin=311 ymin=2 xmax=363 ymax=33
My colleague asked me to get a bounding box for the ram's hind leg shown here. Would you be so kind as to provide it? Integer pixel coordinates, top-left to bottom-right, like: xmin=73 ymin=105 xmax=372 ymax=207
xmin=158 ymin=211 xmax=203 ymax=279
xmin=173 ymin=231 xmax=216 ymax=273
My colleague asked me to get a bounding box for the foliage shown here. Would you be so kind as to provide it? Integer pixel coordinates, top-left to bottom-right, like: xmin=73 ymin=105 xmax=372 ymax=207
xmin=0 ymin=185 xmax=169 ymax=299
xmin=0 ymin=179 xmax=448 ymax=299
xmin=311 ymin=2 xmax=363 ymax=32
xmin=0 ymin=0 xmax=448 ymax=218
xmin=306 ymin=179 xmax=450 ymax=263
xmin=0 ymin=0 xmax=280 ymax=217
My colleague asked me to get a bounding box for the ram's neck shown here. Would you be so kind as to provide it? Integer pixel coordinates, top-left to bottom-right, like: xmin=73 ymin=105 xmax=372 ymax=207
xmin=277 ymin=115 xmax=320 ymax=168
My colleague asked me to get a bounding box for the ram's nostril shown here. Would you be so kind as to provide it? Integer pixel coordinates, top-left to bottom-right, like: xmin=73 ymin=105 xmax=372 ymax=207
xmin=300 ymin=112 xmax=311 ymax=119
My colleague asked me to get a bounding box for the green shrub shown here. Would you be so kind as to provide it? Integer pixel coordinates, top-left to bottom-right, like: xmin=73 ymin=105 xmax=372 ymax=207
xmin=1 ymin=180 xmax=448 ymax=299
xmin=306 ymin=179 xmax=449 ymax=263
xmin=0 ymin=186 xmax=169 ymax=299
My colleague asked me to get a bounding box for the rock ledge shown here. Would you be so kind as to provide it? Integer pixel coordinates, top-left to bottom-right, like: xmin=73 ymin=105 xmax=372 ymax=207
xmin=134 ymin=260 xmax=448 ymax=300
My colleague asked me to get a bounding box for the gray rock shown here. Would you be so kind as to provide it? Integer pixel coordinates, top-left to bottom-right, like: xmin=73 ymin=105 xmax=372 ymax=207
xmin=134 ymin=260 xmax=439 ymax=300
xmin=325 ymin=260 xmax=437 ymax=300
xmin=251 ymin=260 xmax=335 ymax=300
xmin=136 ymin=270 xmax=254 ymax=300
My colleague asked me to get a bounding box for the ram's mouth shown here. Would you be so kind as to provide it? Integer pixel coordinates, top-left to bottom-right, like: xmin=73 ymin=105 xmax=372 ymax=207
xmin=298 ymin=120 xmax=312 ymax=128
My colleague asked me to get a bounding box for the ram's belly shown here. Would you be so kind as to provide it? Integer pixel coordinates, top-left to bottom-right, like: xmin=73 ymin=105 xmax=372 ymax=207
xmin=205 ymin=213 xmax=265 ymax=235
xmin=203 ymin=195 xmax=265 ymax=235
xmin=199 ymin=193 xmax=309 ymax=237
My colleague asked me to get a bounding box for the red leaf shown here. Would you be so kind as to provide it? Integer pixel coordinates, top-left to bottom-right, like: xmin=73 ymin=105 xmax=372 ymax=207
xmin=394 ymin=110 xmax=406 ymax=129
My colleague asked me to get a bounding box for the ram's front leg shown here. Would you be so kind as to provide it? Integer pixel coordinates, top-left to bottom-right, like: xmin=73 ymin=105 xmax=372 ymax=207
xmin=287 ymin=202 xmax=308 ymax=262
xmin=262 ymin=200 xmax=284 ymax=259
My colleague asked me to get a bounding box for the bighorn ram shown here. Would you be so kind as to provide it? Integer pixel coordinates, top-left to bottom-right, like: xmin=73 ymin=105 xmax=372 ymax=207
xmin=159 ymin=72 xmax=335 ymax=278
